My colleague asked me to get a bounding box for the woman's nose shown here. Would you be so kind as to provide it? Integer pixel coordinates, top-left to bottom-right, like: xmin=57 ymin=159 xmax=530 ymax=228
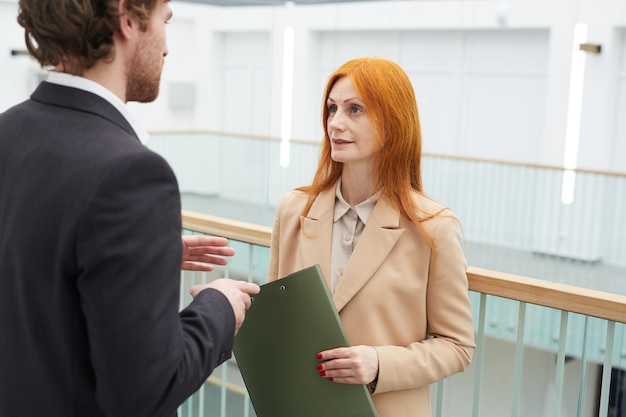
xmin=328 ymin=112 xmax=346 ymax=130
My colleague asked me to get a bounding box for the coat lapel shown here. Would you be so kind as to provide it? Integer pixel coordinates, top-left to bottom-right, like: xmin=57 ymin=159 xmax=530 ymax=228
xmin=300 ymin=188 xmax=335 ymax=291
xmin=333 ymin=196 xmax=405 ymax=312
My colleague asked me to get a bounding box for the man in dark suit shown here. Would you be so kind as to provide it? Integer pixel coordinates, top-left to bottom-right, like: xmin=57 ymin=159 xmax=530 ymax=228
xmin=0 ymin=1 xmax=260 ymax=416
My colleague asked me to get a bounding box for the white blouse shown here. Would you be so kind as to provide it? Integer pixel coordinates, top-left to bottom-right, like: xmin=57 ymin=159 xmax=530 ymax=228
xmin=330 ymin=180 xmax=379 ymax=293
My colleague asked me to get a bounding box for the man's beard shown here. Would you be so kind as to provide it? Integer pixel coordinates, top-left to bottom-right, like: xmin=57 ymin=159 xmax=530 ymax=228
xmin=126 ymin=49 xmax=162 ymax=103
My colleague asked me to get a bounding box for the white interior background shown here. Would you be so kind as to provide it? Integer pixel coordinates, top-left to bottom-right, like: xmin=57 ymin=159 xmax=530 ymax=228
xmin=2 ymin=0 xmax=626 ymax=173
xmin=2 ymin=1 xmax=626 ymax=416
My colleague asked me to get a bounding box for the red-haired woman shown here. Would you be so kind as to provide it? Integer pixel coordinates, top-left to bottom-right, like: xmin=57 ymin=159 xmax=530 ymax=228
xmin=268 ymin=57 xmax=475 ymax=417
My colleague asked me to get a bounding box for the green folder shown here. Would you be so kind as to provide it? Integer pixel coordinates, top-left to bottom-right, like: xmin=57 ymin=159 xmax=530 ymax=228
xmin=233 ymin=264 xmax=378 ymax=417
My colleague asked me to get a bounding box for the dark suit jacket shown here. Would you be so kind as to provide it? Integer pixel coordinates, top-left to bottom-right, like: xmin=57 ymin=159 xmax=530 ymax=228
xmin=0 ymin=82 xmax=234 ymax=417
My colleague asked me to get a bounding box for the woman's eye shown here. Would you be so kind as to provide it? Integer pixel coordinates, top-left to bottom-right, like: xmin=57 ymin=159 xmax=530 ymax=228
xmin=350 ymin=105 xmax=361 ymax=113
xmin=328 ymin=104 xmax=337 ymax=113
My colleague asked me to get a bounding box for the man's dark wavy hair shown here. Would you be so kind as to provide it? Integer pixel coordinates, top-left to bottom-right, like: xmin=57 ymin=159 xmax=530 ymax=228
xmin=17 ymin=0 xmax=159 ymax=75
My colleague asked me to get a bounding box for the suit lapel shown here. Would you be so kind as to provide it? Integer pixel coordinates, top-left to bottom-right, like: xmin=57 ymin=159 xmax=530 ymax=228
xmin=333 ymin=196 xmax=405 ymax=312
xmin=300 ymin=188 xmax=335 ymax=291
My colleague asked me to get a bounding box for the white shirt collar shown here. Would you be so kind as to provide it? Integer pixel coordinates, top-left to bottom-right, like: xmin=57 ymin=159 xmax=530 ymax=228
xmin=333 ymin=179 xmax=379 ymax=224
xmin=45 ymin=72 xmax=150 ymax=145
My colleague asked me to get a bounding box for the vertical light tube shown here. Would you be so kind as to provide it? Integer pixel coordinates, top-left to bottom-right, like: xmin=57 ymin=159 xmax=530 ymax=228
xmin=280 ymin=25 xmax=295 ymax=168
xmin=561 ymin=23 xmax=588 ymax=205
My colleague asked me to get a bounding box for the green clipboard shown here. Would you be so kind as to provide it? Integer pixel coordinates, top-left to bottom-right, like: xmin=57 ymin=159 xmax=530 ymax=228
xmin=233 ymin=264 xmax=378 ymax=417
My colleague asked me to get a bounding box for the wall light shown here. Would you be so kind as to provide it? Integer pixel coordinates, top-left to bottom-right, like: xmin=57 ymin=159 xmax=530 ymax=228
xmin=561 ymin=22 xmax=588 ymax=205
xmin=279 ymin=25 xmax=295 ymax=168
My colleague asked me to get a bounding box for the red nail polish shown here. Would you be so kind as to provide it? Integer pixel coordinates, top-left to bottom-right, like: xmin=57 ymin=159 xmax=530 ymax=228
xmin=316 ymin=364 xmax=323 ymax=371
xmin=329 ymin=377 xmax=334 ymax=382
xmin=319 ymin=371 xmax=326 ymax=377
xmin=316 ymin=353 xmax=323 ymax=359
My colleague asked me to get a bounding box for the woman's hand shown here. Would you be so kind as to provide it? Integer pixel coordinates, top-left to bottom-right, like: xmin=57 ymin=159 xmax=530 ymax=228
xmin=316 ymin=345 xmax=379 ymax=386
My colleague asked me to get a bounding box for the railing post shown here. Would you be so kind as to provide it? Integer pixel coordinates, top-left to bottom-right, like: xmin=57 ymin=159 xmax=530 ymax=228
xmin=510 ymin=301 xmax=526 ymax=417
xmin=553 ymin=310 xmax=569 ymax=417
xmin=598 ymin=320 xmax=616 ymax=416
xmin=434 ymin=379 xmax=444 ymax=417
xmin=576 ymin=316 xmax=590 ymax=417
xmin=472 ymin=293 xmax=487 ymax=417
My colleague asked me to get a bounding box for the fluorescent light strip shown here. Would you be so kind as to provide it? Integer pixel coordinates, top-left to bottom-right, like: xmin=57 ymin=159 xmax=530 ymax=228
xmin=280 ymin=25 xmax=295 ymax=168
xmin=561 ymin=22 xmax=587 ymax=205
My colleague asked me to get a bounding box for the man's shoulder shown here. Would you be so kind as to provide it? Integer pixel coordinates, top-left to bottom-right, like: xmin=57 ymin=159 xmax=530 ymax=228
xmin=33 ymin=82 xmax=136 ymax=135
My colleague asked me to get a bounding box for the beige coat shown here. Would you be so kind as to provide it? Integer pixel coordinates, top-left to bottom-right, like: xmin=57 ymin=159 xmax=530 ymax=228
xmin=268 ymin=187 xmax=475 ymax=417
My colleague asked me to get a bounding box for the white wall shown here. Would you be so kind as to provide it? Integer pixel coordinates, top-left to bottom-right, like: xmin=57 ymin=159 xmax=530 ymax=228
xmin=0 ymin=1 xmax=43 ymax=111
xmin=166 ymin=0 xmax=626 ymax=172
xmin=5 ymin=0 xmax=624 ymax=262
xmin=3 ymin=0 xmax=626 ymax=173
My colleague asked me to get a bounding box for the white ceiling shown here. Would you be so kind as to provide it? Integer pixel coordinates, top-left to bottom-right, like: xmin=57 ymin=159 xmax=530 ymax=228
xmin=178 ymin=0 xmax=383 ymax=6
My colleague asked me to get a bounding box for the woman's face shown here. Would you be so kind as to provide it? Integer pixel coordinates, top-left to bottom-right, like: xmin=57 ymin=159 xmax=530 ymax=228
xmin=326 ymin=77 xmax=378 ymax=169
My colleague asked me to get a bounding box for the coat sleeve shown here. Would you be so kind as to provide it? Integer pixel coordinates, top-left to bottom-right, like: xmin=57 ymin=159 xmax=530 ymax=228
xmin=374 ymin=214 xmax=475 ymax=394
xmin=76 ymin=149 xmax=235 ymax=417
xmin=269 ymin=191 xmax=307 ymax=283
xmin=268 ymin=193 xmax=284 ymax=283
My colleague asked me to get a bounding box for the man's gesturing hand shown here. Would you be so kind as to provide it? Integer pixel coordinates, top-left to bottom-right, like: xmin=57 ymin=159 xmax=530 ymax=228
xmin=190 ymin=279 xmax=260 ymax=334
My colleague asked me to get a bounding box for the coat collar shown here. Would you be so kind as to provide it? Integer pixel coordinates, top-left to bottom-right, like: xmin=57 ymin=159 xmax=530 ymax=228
xmin=31 ymin=82 xmax=139 ymax=141
xmin=300 ymin=186 xmax=405 ymax=312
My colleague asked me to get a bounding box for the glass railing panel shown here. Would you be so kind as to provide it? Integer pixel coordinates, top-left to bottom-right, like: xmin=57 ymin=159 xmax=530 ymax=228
xmin=178 ymin=225 xmax=626 ymax=417
xmin=149 ymin=131 xmax=626 ymax=298
xmin=156 ymin=131 xmax=626 ymax=416
xmin=468 ymin=289 xmax=626 ymax=371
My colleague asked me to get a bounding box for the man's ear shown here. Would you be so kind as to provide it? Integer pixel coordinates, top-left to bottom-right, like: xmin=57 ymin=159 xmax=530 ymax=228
xmin=117 ymin=0 xmax=134 ymax=41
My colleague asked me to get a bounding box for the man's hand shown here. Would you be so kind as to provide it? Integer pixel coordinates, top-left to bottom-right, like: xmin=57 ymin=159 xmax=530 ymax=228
xmin=190 ymin=279 xmax=260 ymax=334
xmin=181 ymin=235 xmax=235 ymax=271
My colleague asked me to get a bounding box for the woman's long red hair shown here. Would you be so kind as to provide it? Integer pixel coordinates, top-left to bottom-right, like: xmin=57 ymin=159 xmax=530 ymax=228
xmin=299 ymin=57 xmax=444 ymax=249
